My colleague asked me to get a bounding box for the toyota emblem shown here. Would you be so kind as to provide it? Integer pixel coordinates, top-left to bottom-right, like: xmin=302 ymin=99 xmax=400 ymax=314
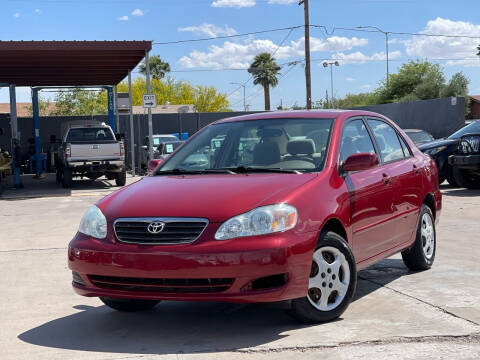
xmin=147 ymin=221 xmax=166 ymax=234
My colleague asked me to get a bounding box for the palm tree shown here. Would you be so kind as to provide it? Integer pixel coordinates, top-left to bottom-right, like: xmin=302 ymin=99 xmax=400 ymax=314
xmin=248 ymin=52 xmax=280 ymax=111
xmin=139 ymin=55 xmax=171 ymax=80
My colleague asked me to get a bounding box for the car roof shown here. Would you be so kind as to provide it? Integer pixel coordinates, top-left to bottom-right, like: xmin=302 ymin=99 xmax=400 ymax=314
xmin=214 ymin=110 xmax=386 ymax=124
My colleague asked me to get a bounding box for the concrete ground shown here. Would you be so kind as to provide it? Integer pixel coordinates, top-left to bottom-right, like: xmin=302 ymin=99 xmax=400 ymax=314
xmin=0 ymin=183 xmax=479 ymax=359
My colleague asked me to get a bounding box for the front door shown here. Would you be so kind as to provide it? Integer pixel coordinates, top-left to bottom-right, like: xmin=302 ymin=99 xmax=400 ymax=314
xmin=339 ymin=118 xmax=396 ymax=263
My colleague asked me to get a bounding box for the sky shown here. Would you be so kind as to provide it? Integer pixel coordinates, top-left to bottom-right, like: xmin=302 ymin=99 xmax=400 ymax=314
xmin=1 ymin=0 xmax=480 ymax=111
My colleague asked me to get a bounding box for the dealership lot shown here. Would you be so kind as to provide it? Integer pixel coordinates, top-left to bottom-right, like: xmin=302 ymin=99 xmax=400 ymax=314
xmin=0 ymin=184 xmax=479 ymax=359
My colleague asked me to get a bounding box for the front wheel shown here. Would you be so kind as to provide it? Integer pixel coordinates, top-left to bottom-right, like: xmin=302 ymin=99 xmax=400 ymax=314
xmin=401 ymin=204 xmax=436 ymax=271
xmin=100 ymin=297 xmax=160 ymax=312
xmin=289 ymin=231 xmax=357 ymax=323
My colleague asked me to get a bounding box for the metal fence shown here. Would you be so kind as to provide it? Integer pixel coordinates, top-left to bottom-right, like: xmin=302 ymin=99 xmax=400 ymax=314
xmin=0 ymin=97 xmax=466 ymax=173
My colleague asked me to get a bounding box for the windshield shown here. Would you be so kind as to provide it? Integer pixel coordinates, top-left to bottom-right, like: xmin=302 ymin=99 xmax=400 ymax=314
xmin=153 ymin=136 xmax=178 ymax=146
xmin=449 ymin=121 xmax=480 ymax=139
xmin=66 ymin=127 xmax=115 ymax=143
xmin=161 ymin=142 xmax=183 ymax=154
xmin=405 ymin=131 xmax=434 ymax=144
xmin=157 ymin=117 xmax=334 ymax=174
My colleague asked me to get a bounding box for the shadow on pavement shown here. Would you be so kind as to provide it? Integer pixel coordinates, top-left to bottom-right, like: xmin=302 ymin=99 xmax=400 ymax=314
xmin=18 ymin=258 xmax=410 ymax=355
xmin=439 ymin=186 xmax=480 ymax=197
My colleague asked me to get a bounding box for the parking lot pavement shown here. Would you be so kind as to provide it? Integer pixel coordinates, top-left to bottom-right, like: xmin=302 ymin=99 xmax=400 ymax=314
xmin=1 ymin=187 xmax=479 ymax=359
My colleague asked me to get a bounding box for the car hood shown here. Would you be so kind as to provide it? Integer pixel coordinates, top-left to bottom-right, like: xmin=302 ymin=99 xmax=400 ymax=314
xmin=418 ymin=138 xmax=458 ymax=151
xmin=98 ymin=173 xmax=317 ymax=222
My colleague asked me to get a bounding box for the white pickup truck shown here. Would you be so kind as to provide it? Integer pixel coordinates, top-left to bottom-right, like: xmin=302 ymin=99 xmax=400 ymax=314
xmin=57 ymin=123 xmax=126 ymax=188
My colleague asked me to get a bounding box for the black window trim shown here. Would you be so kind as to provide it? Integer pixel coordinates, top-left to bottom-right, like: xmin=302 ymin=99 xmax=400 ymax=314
xmin=365 ymin=116 xmax=413 ymax=165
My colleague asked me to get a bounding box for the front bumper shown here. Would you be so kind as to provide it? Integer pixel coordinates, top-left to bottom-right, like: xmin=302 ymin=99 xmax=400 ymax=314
xmin=448 ymin=154 xmax=480 ymax=168
xmin=68 ymin=227 xmax=317 ymax=303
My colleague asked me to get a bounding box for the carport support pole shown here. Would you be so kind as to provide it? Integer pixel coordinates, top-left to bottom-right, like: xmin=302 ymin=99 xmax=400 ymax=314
xmin=145 ymin=50 xmax=153 ymax=161
xmin=9 ymin=84 xmax=21 ymax=188
xmin=128 ymin=71 xmax=135 ymax=176
xmin=107 ymin=87 xmax=115 ymax=132
xmin=32 ymin=88 xmax=42 ymax=176
xmin=114 ymin=85 xmax=120 ymax=133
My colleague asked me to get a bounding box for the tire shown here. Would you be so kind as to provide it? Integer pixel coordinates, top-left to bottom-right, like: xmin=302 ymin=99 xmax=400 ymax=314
xmin=115 ymin=168 xmax=127 ymax=186
xmin=289 ymin=231 xmax=357 ymax=323
xmin=446 ymin=165 xmax=458 ymax=187
xmin=401 ymin=204 xmax=436 ymax=271
xmin=62 ymin=167 xmax=72 ymax=188
xmin=452 ymin=166 xmax=480 ymax=189
xmin=56 ymin=168 xmax=62 ymax=183
xmin=100 ymin=297 xmax=160 ymax=312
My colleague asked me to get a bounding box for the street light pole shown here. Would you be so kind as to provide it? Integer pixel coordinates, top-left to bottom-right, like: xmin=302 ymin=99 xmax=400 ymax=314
xmin=357 ymin=26 xmax=390 ymax=87
xmin=323 ymin=61 xmax=339 ymax=108
xmin=230 ymin=82 xmax=246 ymax=112
xmin=299 ymin=0 xmax=312 ymax=109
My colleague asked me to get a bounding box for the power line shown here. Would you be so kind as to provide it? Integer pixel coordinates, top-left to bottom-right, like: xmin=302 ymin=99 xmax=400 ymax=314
xmin=153 ymin=25 xmax=303 ymax=45
xmin=226 ymin=28 xmax=297 ymax=99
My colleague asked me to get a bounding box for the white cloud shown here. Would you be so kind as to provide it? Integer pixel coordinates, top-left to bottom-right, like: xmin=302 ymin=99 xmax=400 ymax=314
xmin=179 ymin=35 xmax=368 ymax=69
xmin=211 ymin=0 xmax=256 ymax=8
xmin=268 ymin=0 xmax=297 ymax=4
xmin=404 ymin=17 xmax=480 ymax=67
xmin=333 ymin=50 xmax=402 ymax=64
xmin=13 ymin=13 xmax=20 ymax=18
xmin=346 ymin=77 xmax=355 ymax=81
xmin=34 ymin=9 xmax=41 ymax=14
xmin=179 ymin=23 xmax=237 ymax=38
xmin=360 ymin=84 xmax=372 ymax=89
xmin=132 ymin=9 xmax=144 ymax=16
xmin=118 ymin=15 xmax=128 ymax=21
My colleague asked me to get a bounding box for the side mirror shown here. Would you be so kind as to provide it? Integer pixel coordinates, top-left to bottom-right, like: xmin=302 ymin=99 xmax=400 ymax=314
xmin=342 ymin=153 xmax=379 ymax=173
xmin=147 ymin=158 xmax=164 ymax=174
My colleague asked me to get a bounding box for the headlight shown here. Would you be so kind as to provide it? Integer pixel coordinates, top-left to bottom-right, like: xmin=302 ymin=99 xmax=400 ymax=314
xmin=424 ymin=146 xmax=446 ymax=156
xmin=78 ymin=205 xmax=107 ymax=239
xmin=215 ymin=204 xmax=298 ymax=240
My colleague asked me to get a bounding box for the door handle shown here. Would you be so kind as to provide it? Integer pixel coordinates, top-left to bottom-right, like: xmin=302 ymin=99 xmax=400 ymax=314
xmin=413 ymin=164 xmax=420 ymax=175
xmin=382 ymin=173 xmax=390 ymax=184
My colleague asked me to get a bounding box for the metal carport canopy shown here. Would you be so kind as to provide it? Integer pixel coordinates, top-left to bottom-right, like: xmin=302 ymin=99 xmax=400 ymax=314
xmin=0 ymin=40 xmax=152 ymax=86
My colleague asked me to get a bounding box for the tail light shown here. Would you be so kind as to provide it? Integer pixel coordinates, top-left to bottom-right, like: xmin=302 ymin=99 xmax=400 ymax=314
xmin=65 ymin=144 xmax=71 ymax=158
xmin=120 ymin=142 xmax=125 ymax=156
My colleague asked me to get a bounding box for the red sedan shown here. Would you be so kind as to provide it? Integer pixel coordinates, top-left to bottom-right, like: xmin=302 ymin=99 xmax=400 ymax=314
xmin=69 ymin=110 xmax=441 ymax=323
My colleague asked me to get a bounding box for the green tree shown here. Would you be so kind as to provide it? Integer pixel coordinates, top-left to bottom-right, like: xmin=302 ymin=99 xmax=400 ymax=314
xmin=139 ymin=55 xmax=171 ymax=80
xmin=117 ymin=77 xmax=231 ymax=112
xmin=248 ymin=52 xmax=280 ymax=111
xmin=26 ymin=95 xmax=55 ymax=116
xmin=53 ymin=89 xmax=108 ymax=116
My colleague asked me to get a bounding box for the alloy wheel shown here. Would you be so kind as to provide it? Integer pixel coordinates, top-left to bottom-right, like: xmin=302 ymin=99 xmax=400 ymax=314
xmin=308 ymin=246 xmax=350 ymax=311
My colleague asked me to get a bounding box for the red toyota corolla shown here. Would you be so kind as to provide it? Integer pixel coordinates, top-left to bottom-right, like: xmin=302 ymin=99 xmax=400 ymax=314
xmin=69 ymin=110 xmax=441 ymax=323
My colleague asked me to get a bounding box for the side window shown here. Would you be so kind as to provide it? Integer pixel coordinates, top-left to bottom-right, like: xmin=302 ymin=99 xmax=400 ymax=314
xmin=340 ymin=119 xmax=376 ymax=163
xmin=398 ymin=134 xmax=411 ymax=157
xmin=367 ymin=119 xmax=405 ymax=162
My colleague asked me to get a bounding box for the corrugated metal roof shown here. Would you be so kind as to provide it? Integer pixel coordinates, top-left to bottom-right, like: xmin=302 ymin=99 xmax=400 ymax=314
xmin=0 ymin=41 xmax=151 ymax=86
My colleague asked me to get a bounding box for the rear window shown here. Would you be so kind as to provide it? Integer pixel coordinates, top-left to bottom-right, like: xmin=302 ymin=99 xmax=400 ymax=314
xmin=66 ymin=128 xmax=115 ymax=143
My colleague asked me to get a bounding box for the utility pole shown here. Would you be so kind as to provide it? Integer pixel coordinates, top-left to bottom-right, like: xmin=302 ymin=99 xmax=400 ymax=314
xmin=299 ymin=0 xmax=312 ymax=109
xmin=230 ymin=82 xmax=246 ymax=112
xmin=357 ymin=26 xmax=390 ymax=87
xmin=145 ymin=50 xmax=153 ymax=161
xmin=323 ymin=61 xmax=339 ymax=108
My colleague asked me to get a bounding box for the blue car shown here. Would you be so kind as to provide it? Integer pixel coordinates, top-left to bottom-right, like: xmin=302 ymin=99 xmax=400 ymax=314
xmin=419 ymin=120 xmax=480 ymax=186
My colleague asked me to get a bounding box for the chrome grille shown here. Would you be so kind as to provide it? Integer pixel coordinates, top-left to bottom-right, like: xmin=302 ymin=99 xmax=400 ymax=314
xmin=460 ymin=135 xmax=480 ymax=154
xmin=114 ymin=218 xmax=208 ymax=245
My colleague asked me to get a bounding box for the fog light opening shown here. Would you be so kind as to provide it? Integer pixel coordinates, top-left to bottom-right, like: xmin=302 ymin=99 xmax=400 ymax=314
xmin=72 ymin=271 xmax=86 ymax=286
xmin=241 ymin=273 xmax=288 ymax=292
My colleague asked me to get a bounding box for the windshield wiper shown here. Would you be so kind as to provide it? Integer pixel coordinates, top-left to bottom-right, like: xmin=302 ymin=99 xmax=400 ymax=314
xmin=219 ymin=166 xmax=302 ymax=174
xmin=156 ymin=168 xmax=236 ymax=175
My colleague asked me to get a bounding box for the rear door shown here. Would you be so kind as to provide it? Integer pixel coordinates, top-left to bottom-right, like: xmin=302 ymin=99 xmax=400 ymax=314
xmin=339 ymin=118 xmax=396 ymax=262
xmin=366 ymin=118 xmax=423 ymax=248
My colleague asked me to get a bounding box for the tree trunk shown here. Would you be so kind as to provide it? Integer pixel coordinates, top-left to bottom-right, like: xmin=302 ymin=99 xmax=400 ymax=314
xmin=264 ymin=84 xmax=270 ymax=111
